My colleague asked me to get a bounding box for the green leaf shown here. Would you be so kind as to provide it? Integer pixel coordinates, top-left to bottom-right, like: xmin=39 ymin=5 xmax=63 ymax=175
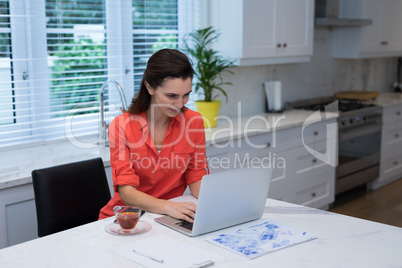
xmin=182 ymin=26 xmax=235 ymax=102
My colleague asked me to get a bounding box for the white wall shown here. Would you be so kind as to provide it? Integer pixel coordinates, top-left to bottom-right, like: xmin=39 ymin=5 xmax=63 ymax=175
xmin=217 ymin=28 xmax=398 ymax=118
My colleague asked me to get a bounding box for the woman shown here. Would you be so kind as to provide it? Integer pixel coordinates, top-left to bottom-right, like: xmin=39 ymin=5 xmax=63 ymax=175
xmin=99 ymin=49 xmax=208 ymax=223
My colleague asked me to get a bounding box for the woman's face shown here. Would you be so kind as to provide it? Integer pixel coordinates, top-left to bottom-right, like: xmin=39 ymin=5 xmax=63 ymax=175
xmin=146 ymin=77 xmax=192 ymax=118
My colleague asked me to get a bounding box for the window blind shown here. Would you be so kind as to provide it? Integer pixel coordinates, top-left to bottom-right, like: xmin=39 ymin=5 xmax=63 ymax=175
xmin=46 ymin=0 xmax=106 ymax=119
xmin=132 ymin=0 xmax=179 ymax=91
xmin=0 ymin=0 xmax=194 ymax=149
xmin=0 ymin=0 xmax=13 ymax=126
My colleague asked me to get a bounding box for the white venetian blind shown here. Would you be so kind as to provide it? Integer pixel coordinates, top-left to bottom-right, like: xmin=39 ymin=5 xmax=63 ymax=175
xmin=0 ymin=0 xmax=13 ymax=126
xmin=46 ymin=0 xmax=107 ymax=119
xmin=132 ymin=0 xmax=180 ymax=91
xmin=0 ymin=0 xmax=194 ymax=149
xmin=44 ymin=0 xmax=116 ymax=143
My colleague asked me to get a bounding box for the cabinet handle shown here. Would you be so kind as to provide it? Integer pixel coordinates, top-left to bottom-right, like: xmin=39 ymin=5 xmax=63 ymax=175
xmin=380 ymin=41 xmax=388 ymax=45
xmin=314 ymin=131 xmax=318 ymax=136
xmin=312 ymin=158 xmax=317 ymax=163
xmin=283 ymin=43 xmax=287 ymax=48
xmin=311 ymin=192 xmax=316 ymax=197
xmin=277 ymin=43 xmax=282 ymax=48
xmin=265 ymin=142 xmax=271 ymax=148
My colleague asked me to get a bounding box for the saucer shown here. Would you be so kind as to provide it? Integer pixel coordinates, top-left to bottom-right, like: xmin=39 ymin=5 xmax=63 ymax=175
xmin=105 ymin=220 xmax=152 ymax=236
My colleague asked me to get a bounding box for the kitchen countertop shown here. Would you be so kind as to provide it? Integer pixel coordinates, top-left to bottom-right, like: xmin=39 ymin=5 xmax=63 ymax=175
xmin=372 ymin=92 xmax=402 ymax=107
xmin=0 ymin=198 xmax=401 ymax=267
xmin=0 ymin=109 xmax=337 ymax=190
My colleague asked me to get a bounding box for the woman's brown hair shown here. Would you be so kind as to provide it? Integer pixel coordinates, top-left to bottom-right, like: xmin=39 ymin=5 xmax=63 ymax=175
xmin=126 ymin=48 xmax=194 ymax=114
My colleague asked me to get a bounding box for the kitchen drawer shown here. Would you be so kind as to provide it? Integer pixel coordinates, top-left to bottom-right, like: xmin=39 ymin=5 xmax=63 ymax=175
xmin=240 ymin=133 xmax=273 ymax=151
xmin=302 ymin=120 xmax=337 ymax=145
xmin=240 ymin=130 xmax=299 ymax=153
xmin=206 ymin=142 xmax=237 ymax=157
xmin=216 ymin=119 xmax=338 ymax=154
xmin=293 ymin=171 xmax=335 ymax=209
xmin=292 ymin=140 xmax=336 ymax=179
xmin=233 ymin=144 xmax=291 ymax=185
xmin=382 ymin=104 xmax=402 ymax=124
xmin=379 ymin=152 xmax=402 ymax=182
xmin=381 ymin=121 xmax=402 ymax=149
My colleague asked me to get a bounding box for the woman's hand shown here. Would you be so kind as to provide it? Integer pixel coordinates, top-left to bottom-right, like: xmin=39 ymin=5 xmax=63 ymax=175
xmin=163 ymin=201 xmax=197 ymax=223
xmin=118 ymin=185 xmax=197 ymax=222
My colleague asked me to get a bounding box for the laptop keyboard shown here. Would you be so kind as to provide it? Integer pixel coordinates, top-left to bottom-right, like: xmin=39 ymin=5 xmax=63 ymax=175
xmin=175 ymin=220 xmax=193 ymax=231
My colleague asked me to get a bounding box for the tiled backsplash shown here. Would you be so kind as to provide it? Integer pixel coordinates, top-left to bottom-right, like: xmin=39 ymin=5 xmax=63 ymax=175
xmin=218 ymin=29 xmax=398 ymax=118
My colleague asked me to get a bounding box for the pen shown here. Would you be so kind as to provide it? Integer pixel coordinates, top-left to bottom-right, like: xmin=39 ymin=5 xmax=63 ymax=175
xmin=132 ymin=249 xmax=164 ymax=263
xmin=192 ymin=260 xmax=214 ymax=268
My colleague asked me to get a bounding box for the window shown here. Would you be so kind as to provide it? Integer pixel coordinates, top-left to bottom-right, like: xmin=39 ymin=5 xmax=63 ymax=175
xmin=0 ymin=0 xmax=13 ymax=126
xmin=46 ymin=0 xmax=108 ymax=140
xmin=0 ymin=0 xmax=196 ymax=148
xmin=46 ymin=0 xmax=106 ymax=118
xmin=132 ymin=0 xmax=179 ymax=90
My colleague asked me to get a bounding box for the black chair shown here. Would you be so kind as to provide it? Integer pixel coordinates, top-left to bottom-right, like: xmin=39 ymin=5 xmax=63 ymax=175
xmin=32 ymin=157 xmax=111 ymax=237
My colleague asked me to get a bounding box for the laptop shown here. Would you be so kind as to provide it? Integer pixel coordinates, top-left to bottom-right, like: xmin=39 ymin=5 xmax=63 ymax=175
xmin=154 ymin=166 xmax=273 ymax=236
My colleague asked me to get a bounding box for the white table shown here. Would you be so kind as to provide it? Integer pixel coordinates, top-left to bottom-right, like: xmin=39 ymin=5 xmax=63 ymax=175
xmin=0 ymin=199 xmax=401 ymax=267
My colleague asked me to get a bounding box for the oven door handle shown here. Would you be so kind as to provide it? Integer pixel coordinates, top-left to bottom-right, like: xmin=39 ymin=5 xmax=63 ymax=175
xmin=339 ymin=123 xmax=381 ymax=141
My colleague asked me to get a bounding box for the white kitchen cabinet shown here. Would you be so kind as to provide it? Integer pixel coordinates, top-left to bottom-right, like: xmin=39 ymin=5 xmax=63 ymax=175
xmin=206 ymin=118 xmax=337 ymax=209
xmin=234 ymin=140 xmax=293 ymax=203
xmin=293 ymin=169 xmax=334 ymax=208
xmin=0 ymin=184 xmax=38 ymax=249
xmin=372 ymin=103 xmax=402 ymax=189
xmin=279 ymin=124 xmax=336 ymax=209
xmin=332 ymin=0 xmax=402 ymax=58
xmin=209 ymin=0 xmax=314 ymax=65
xmin=382 ymin=103 xmax=402 ymax=124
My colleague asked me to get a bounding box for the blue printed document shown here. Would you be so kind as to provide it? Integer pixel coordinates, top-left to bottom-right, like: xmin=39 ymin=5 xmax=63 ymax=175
xmin=206 ymin=220 xmax=317 ymax=259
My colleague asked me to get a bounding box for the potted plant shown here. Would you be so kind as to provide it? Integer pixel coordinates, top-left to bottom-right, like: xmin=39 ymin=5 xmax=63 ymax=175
xmin=183 ymin=26 xmax=235 ymax=128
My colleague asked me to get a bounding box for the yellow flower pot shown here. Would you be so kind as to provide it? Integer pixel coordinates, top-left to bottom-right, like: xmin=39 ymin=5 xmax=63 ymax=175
xmin=194 ymin=100 xmax=221 ymax=128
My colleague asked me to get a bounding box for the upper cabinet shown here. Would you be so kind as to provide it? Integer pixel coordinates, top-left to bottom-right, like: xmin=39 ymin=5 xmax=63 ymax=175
xmin=209 ymin=0 xmax=315 ymax=66
xmin=332 ymin=0 xmax=402 ymax=58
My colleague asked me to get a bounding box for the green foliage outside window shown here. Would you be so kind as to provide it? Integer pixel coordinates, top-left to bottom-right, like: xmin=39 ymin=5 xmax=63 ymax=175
xmin=151 ymin=33 xmax=178 ymax=53
xmin=50 ymin=37 xmax=106 ymax=117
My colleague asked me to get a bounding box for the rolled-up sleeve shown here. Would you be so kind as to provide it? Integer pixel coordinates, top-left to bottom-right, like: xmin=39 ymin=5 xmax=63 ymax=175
xmin=182 ymin=115 xmax=208 ymax=185
xmin=108 ymin=115 xmax=140 ymax=191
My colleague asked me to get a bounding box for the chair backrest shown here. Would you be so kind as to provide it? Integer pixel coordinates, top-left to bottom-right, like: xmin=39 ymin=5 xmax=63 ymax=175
xmin=32 ymin=157 xmax=111 ymax=237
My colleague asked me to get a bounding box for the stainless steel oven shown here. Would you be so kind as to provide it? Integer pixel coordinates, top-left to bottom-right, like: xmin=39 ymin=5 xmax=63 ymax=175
xmin=287 ymin=97 xmax=383 ymax=195
xmin=336 ymin=106 xmax=382 ymax=194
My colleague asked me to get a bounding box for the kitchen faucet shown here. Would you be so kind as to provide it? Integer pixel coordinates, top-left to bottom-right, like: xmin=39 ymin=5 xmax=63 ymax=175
xmin=99 ymin=81 xmax=128 ymax=146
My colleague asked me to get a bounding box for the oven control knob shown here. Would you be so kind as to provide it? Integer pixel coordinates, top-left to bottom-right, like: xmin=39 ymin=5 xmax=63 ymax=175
xmin=363 ymin=116 xmax=367 ymax=121
xmin=341 ymin=120 xmax=346 ymax=126
xmin=349 ymin=118 xmax=354 ymax=124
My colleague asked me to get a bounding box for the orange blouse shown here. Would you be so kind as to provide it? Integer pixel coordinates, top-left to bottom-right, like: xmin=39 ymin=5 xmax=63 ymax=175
xmin=99 ymin=109 xmax=208 ymax=219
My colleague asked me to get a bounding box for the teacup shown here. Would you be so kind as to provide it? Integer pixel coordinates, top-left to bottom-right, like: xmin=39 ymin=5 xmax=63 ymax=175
xmin=113 ymin=206 xmax=141 ymax=233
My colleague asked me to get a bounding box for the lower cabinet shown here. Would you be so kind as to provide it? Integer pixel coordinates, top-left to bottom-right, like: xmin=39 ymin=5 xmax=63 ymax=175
xmin=206 ymin=119 xmax=337 ymax=209
xmin=0 ymin=184 xmax=38 ymax=249
xmin=372 ymin=103 xmax=402 ymax=189
xmin=293 ymin=170 xmax=334 ymax=208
